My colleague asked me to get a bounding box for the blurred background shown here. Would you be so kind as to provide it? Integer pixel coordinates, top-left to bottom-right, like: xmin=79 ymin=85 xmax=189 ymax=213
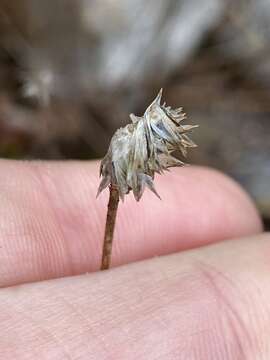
xmin=0 ymin=0 xmax=269 ymax=227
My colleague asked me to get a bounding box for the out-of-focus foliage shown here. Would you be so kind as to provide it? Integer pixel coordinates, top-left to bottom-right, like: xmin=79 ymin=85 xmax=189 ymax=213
xmin=0 ymin=0 xmax=269 ymax=221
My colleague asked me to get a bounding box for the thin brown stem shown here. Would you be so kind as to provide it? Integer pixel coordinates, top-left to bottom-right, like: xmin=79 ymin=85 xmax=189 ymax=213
xmin=100 ymin=185 xmax=120 ymax=270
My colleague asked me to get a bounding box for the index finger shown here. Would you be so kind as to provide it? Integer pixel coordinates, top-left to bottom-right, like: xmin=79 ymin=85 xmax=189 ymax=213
xmin=0 ymin=160 xmax=262 ymax=287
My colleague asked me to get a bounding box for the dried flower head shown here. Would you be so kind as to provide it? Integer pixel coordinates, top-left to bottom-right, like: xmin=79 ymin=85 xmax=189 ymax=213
xmin=98 ymin=89 xmax=198 ymax=201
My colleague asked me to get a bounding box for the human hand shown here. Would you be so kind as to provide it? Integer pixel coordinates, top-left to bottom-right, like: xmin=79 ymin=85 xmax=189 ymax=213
xmin=0 ymin=160 xmax=267 ymax=359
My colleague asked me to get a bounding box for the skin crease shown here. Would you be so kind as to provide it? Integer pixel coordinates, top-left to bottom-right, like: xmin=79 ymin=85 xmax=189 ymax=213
xmin=0 ymin=160 xmax=268 ymax=359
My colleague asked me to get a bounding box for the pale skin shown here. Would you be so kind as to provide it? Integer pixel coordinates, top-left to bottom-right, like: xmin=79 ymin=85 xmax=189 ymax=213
xmin=0 ymin=160 xmax=268 ymax=359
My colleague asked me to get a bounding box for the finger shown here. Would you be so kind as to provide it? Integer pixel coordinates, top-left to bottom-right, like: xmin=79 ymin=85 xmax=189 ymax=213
xmin=0 ymin=160 xmax=262 ymax=287
xmin=0 ymin=233 xmax=269 ymax=359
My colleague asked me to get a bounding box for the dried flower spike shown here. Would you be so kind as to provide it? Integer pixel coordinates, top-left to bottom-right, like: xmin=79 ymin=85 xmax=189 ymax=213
xmin=98 ymin=89 xmax=198 ymax=270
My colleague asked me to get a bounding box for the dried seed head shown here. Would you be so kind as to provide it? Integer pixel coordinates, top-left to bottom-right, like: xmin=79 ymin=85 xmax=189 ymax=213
xmin=98 ymin=89 xmax=198 ymax=201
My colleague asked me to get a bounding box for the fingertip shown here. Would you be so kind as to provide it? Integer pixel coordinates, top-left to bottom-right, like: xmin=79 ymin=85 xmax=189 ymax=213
xmin=173 ymin=165 xmax=263 ymax=237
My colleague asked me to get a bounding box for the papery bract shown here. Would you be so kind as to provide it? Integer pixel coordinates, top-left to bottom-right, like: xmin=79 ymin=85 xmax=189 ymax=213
xmin=98 ymin=89 xmax=198 ymax=201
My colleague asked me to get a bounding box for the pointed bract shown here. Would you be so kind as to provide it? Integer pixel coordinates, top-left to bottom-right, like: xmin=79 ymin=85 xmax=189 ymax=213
xmin=98 ymin=89 xmax=198 ymax=201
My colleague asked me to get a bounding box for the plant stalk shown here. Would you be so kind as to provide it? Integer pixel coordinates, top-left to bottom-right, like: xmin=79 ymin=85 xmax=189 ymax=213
xmin=100 ymin=185 xmax=119 ymax=270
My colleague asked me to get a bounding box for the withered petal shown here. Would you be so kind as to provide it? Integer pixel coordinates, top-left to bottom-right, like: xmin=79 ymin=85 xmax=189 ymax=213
xmin=98 ymin=89 xmax=198 ymax=200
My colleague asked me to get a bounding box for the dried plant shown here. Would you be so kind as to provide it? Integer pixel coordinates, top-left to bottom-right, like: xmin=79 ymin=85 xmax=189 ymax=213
xmin=98 ymin=89 xmax=198 ymax=270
